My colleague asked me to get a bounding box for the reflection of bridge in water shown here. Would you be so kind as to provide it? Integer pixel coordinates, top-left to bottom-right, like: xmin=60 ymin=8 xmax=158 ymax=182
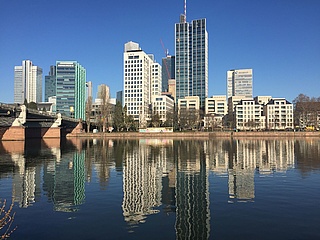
xmin=0 ymin=103 xmax=83 ymax=140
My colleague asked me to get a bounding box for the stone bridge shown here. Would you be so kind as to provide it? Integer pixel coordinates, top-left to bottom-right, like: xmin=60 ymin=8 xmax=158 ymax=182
xmin=0 ymin=103 xmax=83 ymax=140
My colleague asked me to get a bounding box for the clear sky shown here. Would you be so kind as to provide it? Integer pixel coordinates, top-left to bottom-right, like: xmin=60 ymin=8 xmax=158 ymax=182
xmin=0 ymin=0 xmax=319 ymax=103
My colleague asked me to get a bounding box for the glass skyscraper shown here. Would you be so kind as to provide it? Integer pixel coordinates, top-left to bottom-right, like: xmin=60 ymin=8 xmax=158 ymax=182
xmin=161 ymin=55 xmax=175 ymax=92
xmin=45 ymin=65 xmax=56 ymax=102
xmin=175 ymin=15 xmax=208 ymax=109
xmin=56 ymin=61 xmax=86 ymax=120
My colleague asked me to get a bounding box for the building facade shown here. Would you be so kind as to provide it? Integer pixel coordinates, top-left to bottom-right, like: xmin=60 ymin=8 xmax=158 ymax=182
xmin=265 ymin=98 xmax=294 ymax=130
xmin=45 ymin=65 xmax=56 ymax=102
xmin=55 ymin=61 xmax=86 ymax=119
xmin=14 ymin=60 xmax=43 ymax=104
xmin=234 ymin=98 xmax=265 ymax=131
xmin=151 ymin=63 xmax=162 ymax=97
xmin=151 ymin=95 xmax=175 ymax=124
xmin=205 ymin=95 xmax=227 ymax=116
xmin=227 ymin=69 xmax=253 ymax=100
xmin=123 ymin=41 xmax=161 ymax=127
xmin=175 ymin=16 xmax=208 ymax=109
xmin=162 ymin=55 xmax=175 ymax=92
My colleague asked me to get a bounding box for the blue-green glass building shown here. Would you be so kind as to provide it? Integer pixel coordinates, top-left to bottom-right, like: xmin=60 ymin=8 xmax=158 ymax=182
xmin=175 ymin=15 xmax=208 ymax=109
xmin=56 ymin=61 xmax=86 ymax=120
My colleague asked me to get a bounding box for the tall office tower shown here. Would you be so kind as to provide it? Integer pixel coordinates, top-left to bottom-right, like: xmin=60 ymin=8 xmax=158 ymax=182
xmin=124 ymin=41 xmax=160 ymax=127
xmin=56 ymin=61 xmax=86 ymax=119
xmin=175 ymin=8 xmax=208 ymax=109
xmin=116 ymin=90 xmax=123 ymax=105
xmin=227 ymin=69 xmax=253 ymax=99
xmin=161 ymin=55 xmax=175 ymax=92
xmin=14 ymin=60 xmax=43 ymax=104
xmin=45 ymin=65 xmax=56 ymax=102
xmin=151 ymin=63 xmax=162 ymax=96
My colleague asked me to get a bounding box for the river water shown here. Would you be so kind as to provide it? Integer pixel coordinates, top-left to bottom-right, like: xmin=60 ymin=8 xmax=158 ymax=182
xmin=0 ymin=138 xmax=319 ymax=240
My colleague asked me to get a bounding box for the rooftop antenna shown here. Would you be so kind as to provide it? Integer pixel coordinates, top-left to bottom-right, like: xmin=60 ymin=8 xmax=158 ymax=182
xmin=184 ymin=0 xmax=187 ymax=22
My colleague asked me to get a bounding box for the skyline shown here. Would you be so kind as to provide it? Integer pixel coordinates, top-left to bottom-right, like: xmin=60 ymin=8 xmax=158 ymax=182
xmin=0 ymin=0 xmax=319 ymax=103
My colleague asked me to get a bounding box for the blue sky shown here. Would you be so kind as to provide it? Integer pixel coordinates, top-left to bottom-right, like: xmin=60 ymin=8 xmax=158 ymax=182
xmin=0 ymin=0 xmax=319 ymax=103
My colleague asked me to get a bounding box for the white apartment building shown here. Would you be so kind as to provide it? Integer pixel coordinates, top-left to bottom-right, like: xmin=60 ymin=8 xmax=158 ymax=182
xmin=124 ymin=41 xmax=161 ymax=127
xmin=14 ymin=60 xmax=43 ymax=104
xmin=151 ymin=95 xmax=174 ymax=124
xmin=205 ymin=95 xmax=227 ymax=116
xmin=234 ymin=98 xmax=265 ymax=131
xmin=265 ymin=98 xmax=294 ymax=130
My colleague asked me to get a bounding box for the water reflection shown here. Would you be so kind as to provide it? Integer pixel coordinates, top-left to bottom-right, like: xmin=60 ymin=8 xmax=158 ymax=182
xmin=0 ymin=138 xmax=320 ymax=239
xmin=205 ymin=139 xmax=295 ymax=202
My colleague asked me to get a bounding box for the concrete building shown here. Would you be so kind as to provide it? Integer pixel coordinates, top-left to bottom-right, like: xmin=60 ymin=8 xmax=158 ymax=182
xmin=265 ymin=98 xmax=294 ymax=130
xmin=227 ymin=69 xmax=253 ymax=99
xmin=45 ymin=66 xmax=56 ymax=102
xmin=14 ymin=60 xmax=43 ymax=104
xmin=205 ymin=95 xmax=227 ymax=116
xmin=55 ymin=61 xmax=86 ymax=119
xmin=234 ymin=98 xmax=265 ymax=131
xmin=151 ymin=63 xmax=162 ymax=97
xmin=123 ymin=41 xmax=161 ymax=127
xmin=151 ymin=95 xmax=175 ymax=124
xmin=175 ymin=13 xmax=208 ymax=109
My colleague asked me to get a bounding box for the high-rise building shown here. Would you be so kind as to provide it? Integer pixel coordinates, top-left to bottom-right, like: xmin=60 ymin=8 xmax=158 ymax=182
xmin=175 ymin=9 xmax=208 ymax=109
xmin=162 ymin=55 xmax=175 ymax=92
xmin=14 ymin=60 xmax=43 ymax=104
xmin=116 ymin=90 xmax=123 ymax=105
xmin=227 ymin=69 xmax=253 ymax=99
xmin=151 ymin=62 xmax=162 ymax=97
xmin=45 ymin=65 xmax=56 ymax=102
xmin=55 ymin=61 xmax=86 ymax=119
xmin=123 ymin=41 xmax=161 ymax=127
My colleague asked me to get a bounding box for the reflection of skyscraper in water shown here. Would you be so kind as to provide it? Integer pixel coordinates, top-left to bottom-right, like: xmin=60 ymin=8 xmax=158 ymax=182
xmin=11 ymin=154 xmax=41 ymax=208
xmin=53 ymin=150 xmax=86 ymax=212
xmin=122 ymin=141 xmax=162 ymax=225
xmin=175 ymin=141 xmax=210 ymax=240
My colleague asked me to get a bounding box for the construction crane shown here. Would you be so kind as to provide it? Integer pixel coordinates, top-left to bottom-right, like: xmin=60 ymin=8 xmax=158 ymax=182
xmin=160 ymin=39 xmax=171 ymax=80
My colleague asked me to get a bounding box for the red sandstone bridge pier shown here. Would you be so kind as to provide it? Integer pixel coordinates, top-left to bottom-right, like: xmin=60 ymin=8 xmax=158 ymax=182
xmin=0 ymin=103 xmax=83 ymax=141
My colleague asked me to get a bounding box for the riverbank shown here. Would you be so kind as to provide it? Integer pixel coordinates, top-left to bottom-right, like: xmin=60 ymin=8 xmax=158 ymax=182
xmin=67 ymin=131 xmax=320 ymax=139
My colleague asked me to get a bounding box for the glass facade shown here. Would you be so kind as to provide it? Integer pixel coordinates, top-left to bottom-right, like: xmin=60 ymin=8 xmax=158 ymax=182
xmin=56 ymin=61 xmax=86 ymax=120
xmin=161 ymin=56 xmax=175 ymax=92
xmin=175 ymin=18 xmax=208 ymax=109
xmin=45 ymin=66 xmax=56 ymax=102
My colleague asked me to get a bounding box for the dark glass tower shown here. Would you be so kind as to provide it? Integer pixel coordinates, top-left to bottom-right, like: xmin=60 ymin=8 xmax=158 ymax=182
xmin=45 ymin=65 xmax=56 ymax=102
xmin=175 ymin=15 xmax=208 ymax=109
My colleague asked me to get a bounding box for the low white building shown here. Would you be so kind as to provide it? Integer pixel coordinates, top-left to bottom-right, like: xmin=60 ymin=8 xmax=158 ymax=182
xmin=234 ymin=98 xmax=265 ymax=131
xmin=151 ymin=94 xmax=174 ymax=124
xmin=265 ymin=98 xmax=294 ymax=130
xmin=205 ymin=95 xmax=227 ymax=116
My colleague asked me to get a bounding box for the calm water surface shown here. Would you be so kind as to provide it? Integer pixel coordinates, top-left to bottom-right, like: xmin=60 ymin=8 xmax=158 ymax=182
xmin=0 ymin=138 xmax=319 ymax=240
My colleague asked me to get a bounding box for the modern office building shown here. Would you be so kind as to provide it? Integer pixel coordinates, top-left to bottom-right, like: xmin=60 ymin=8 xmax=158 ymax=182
xmin=116 ymin=90 xmax=123 ymax=105
xmin=55 ymin=61 xmax=86 ymax=119
xmin=151 ymin=63 xmax=162 ymax=97
xmin=205 ymin=95 xmax=227 ymax=116
xmin=175 ymin=11 xmax=208 ymax=109
xmin=14 ymin=60 xmax=43 ymax=104
xmin=123 ymin=41 xmax=161 ymax=127
xmin=45 ymin=65 xmax=56 ymax=102
xmin=227 ymin=69 xmax=253 ymax=99
xmin=162 ymin=55 xmax=175 ymax=92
